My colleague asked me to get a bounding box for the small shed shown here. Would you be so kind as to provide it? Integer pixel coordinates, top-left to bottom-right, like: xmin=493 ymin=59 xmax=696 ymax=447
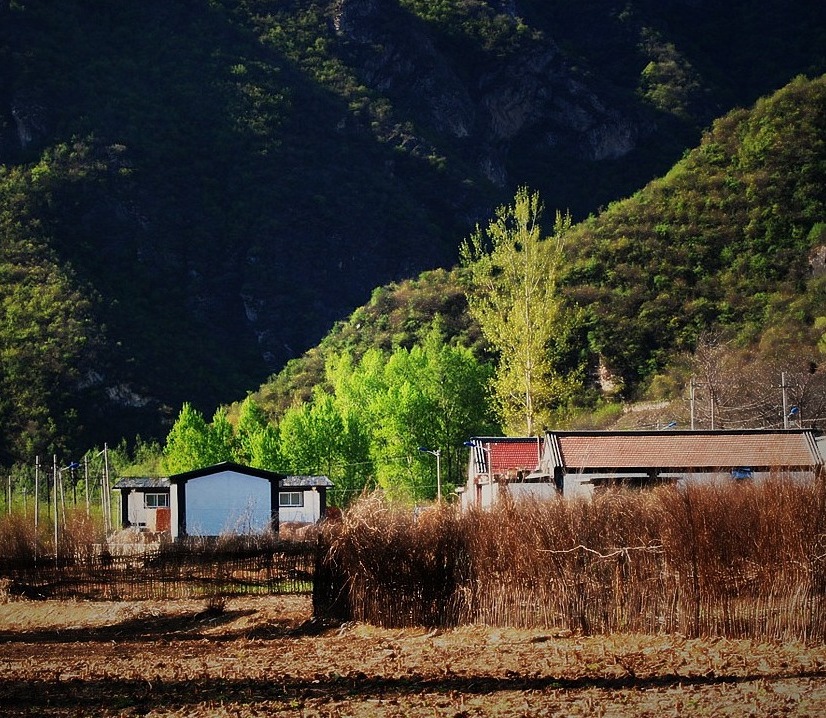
xmin=114 ymin=462 xmax=333 ymax=538
xmin=112 ymin=476 xmax=171 ymax=533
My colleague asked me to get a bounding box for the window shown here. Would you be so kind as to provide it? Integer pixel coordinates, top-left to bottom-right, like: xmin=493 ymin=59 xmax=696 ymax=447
xmin=144 ymin=493 xmax=169 ymax=509
xmin=279 ymin=491 xmax=304 ymax=507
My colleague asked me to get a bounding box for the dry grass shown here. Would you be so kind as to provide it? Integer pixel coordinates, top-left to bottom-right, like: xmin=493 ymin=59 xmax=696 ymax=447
xmin=318 ymin=478 xmax=826 ymax=641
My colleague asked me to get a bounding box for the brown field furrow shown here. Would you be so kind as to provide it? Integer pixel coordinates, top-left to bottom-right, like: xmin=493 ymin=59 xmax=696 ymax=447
xmin=1 ymin=595 xmax=825 ymax=717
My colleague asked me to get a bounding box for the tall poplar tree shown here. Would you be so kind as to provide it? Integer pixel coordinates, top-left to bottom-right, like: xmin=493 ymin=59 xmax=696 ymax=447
xmin=460 ymin=187 xmax=571 ymax=434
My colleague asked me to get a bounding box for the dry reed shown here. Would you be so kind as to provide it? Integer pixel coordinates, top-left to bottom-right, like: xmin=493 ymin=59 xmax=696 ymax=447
xmin=315 ymin=477 xmax=826 ymax=641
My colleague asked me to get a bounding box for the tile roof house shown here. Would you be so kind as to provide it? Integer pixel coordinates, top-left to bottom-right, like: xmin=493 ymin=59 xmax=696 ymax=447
xmin=114 ymin=462 xmax=333 ymax=537
xmin=540 ymin=429 xmax=825 ymax=499
xmin=460 ymin=429 xmax=824 ymax=507
xmin=459 ymin=436 xmax=546 ymax=509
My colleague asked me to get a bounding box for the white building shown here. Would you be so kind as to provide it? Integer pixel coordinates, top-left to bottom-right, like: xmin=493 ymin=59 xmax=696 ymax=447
xmin=460 ymin=429 xmax=825 ymax=507
xmin=114 ymin=462 xmax=333 ymax=538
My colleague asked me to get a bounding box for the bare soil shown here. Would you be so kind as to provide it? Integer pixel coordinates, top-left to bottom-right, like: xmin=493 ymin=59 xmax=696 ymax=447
xmin=1 ymin=595 xmax=825 ymax=717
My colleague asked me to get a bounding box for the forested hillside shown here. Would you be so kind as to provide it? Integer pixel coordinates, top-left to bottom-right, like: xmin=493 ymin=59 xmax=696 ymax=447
xmin=1 ymin=0 xmax=825 ymax=463
xmin=258 ymin=75 xmax=826 ymax=430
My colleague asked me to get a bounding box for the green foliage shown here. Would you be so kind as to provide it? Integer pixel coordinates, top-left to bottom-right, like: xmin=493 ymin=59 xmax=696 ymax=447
xmin=637 ymin=28 xmax=704 ymax=120
xmin=563 ymin=74 xmax=826 ymax=394
xmin=461 ymin=187 xmax=577 ymax=433
xmin=0 ymin=143 xmax=102 ymax=462
xmin=161 ymin=403 xmax=233 ymax=474
xmin=399 ymin=0 xmax=530 ymax=56
xmin=309 ymin=326 xmax=497 ymax=504
xmin=111 ymin=436 xmax=164 ymax=478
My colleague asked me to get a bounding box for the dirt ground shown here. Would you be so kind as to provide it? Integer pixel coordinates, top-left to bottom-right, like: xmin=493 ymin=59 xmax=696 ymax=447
xmin=1 ymin=594 xmax=825 ymax=717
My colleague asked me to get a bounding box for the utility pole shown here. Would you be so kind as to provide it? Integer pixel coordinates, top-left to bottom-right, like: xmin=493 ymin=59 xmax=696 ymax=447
xmin=690 ymin=377 xmax=697 ymax=430
xmin=781 ymin=372 xmax=789 ymax=429
xmin=34 ymin=456 xmax=40 ymax=532
xmin=52 ymin=455 xmax=58 ymax=564
xmin=103 ymin=443 xmax=111 ymax=534
xmin=417 ymin=447 xmax=443 ymax=502
xmin=710 ymin=388 xmax=715 ymax=430
xmin=84 ymin=454 xmax=90 ymax=516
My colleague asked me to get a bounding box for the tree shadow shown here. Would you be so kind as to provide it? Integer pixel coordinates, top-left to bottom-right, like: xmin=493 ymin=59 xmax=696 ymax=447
xmin=4 ymin=670 xmax=825 ymax=714
xmin=0 ymin=607 xmax=259 ymax=644
xmin=0 ymin=604 xmax=343 ymax=644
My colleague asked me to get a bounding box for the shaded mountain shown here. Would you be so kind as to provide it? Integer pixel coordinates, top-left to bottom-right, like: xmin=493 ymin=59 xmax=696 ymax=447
xmin=1 ymin=0 xmax=825 ymax=460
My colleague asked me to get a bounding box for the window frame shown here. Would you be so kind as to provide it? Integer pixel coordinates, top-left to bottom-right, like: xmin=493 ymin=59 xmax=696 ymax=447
xmin=144 ymin=492 xmax=169 ymax=509
xmin=279 ymin=491 xmax=304 ymax=508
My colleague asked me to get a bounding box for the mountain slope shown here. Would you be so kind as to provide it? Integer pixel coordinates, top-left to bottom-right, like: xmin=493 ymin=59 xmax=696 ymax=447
xmin=1 ymin=0 xmax=825 ymax=461
xmin=256 ymin=74 xmax=826 ymax=417
xmin=565 ymin=74 xmax=826 ymax=391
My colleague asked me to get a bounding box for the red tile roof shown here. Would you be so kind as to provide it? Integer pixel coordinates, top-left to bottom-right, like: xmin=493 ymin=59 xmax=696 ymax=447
xmin=467 ymin=437 xmax=543 ymax=476
xmin=490 ymin=439 xmax=543 ymax=472
xmin=553 ymin=431 xmax=822 ymax=470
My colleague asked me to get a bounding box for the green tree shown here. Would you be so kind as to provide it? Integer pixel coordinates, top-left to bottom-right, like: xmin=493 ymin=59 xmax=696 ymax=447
xmin=322 ymin=329 xmax=496 ymax=502
xmin=207 ymin=408 xmax=236 ymax=464
xmin=234 ymin=395 xmax=283 ymax=470
xmin=279 ymin=387 xmax=371 ymax=505
xmin=162 ymin=403 xmax=227 ymax=474
xmin=461 ymin=187 xmax=572 ymax=434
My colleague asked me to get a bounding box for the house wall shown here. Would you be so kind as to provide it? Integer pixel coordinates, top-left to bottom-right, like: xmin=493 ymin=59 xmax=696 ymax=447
xmin=170 ymin=484 xmax=180 ymax=539
xmin=124 ymin=491 xmax=146 ymax=528
xmin=183 ymin=470 xmax=272 ymax=536
xmin=503 ymin=482 xmax=557 ymax=503
xmin=123 ymin=491 xmax=167 ymax=531
xmin=478 ymin=480 xmax=495 ymax=508
xmin=562 ymin=469 xmax=815 ymax=500
xmin=279 ymin=488 xmax=322 ymax=524
xmin=459 ymin=487 xmax=472 ymax=511
xmin=459 ymin=478 xmax=498 ymax=509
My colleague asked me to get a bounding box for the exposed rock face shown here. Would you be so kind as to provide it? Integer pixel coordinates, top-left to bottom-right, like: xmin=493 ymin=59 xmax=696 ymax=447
xmin=334 ymin=0 xmax=476 ymax=142
xmin=332 ymin=0 xmax=380 ymax=42
xmin=810 ymin=245 xmax=826 ymax=277
xmin=332 ymin=0 xmax=649 ymax=187
xmin=10 ymin=92 xmax=48 ymax=151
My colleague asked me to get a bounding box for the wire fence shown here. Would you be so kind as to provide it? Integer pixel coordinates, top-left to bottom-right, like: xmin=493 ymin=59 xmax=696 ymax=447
xmin=0 ymin=538 xmax=317 ymax=601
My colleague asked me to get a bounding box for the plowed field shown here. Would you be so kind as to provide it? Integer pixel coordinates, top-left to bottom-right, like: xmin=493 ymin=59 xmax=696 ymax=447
xmin=1 ymin=595 xmax=825 ymax=716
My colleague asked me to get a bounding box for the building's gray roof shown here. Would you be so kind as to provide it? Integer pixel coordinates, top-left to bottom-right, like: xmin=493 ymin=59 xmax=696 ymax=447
xmin=113 ymin=474 xmax=333 ymax=490
xmin=281 ymin=475 xmax=334 ymax=488
xmin=112 ymin=477 xmax=170 ymax=490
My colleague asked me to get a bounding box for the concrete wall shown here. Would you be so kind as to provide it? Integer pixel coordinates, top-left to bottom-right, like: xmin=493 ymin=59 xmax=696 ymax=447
xmin=124 ymin=490 xmax=167 ymax=531
xmin=184 ymin=470 xmax=272 ymax=536
xmin=504 ymin=482 xmax=558 ymax=503
xmin=279 ymin=487 xmax=322 ymax=524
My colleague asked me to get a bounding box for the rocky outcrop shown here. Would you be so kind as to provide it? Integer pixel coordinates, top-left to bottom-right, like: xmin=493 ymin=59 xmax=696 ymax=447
xmin=332 ymin=0 xmax=649 ymax=187
xmin=334 ymin=0 xmax=476 ymax=142
xmin=10 ymin=91 xmax=48 ymax=151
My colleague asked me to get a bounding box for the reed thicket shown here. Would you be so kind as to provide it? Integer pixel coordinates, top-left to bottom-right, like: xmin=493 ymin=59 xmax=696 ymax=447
xmin=316 ymin=477 xmax=826 ymax=641
xmin=0 ymin=507 xmax=104 ymax=569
